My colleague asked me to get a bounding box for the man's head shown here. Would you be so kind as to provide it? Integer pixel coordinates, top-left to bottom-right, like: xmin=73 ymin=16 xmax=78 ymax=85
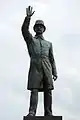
xmin=33 ymin=20 xmax=46 ymax=34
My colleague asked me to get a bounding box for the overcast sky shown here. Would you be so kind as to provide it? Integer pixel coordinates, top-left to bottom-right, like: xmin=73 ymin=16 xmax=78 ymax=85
xmin=0 ymin=0 xmax=80 ymax=120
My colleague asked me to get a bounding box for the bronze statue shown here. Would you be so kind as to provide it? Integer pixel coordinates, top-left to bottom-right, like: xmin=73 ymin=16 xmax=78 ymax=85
xmin=21 ymin=6 xmax=58 ymax=116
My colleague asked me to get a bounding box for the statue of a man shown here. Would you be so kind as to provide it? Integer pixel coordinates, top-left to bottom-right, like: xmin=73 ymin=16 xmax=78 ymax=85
xmin=21 ymin=6 xmax=58 ymax=116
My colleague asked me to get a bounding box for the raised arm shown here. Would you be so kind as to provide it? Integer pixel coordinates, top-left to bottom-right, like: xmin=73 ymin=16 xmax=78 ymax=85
xmin=21 ymin=6 xmax=35 ymax=44
xmin=49 ymin=43 xmax=58 ymax=81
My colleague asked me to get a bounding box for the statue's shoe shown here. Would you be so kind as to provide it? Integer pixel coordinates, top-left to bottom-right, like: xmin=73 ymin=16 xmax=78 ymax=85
xmin=45 ymin=114 xmax=54 ymax=116
xmin=26 ymin=113 xmax=35 ymax=117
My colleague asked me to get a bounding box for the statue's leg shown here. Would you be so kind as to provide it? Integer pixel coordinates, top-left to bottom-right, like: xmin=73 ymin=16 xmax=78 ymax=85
xmin=28 ymin=89 xmax=38 ymax=116
xmin=44 ymin=90 xmax=52 ymax=116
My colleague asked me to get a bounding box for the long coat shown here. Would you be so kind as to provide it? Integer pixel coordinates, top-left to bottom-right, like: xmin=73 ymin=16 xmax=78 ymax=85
xmin=21 ymin=16 xmax=57 ymax=92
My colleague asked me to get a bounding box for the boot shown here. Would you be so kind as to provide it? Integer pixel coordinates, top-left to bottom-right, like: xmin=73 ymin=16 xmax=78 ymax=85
xmin=27 ymin=89 xmax=38 ymax=116
xmin=44 ymin=90 xmax=54 ymax=116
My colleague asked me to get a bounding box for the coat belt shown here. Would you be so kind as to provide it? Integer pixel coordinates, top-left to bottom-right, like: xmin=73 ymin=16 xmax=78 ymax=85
xmin=31 ymin=55 xmax=49 ymax=59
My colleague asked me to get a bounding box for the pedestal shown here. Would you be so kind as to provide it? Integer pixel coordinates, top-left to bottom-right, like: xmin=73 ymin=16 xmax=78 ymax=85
xmin=23 ymin=116 xmax=62 ymax=120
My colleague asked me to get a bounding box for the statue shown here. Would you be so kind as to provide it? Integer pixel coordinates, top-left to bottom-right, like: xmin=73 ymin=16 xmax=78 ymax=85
xmin=21 ymin=6 xmax=58 ymax=116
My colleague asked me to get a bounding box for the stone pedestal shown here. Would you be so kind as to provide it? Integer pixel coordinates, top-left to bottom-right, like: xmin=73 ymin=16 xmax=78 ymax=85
xmin=23 ymin=116 xmax=62 ymax=120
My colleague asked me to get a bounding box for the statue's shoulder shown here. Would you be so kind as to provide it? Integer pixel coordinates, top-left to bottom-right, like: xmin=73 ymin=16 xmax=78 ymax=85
xmin=44 ymin=39 xmax=52 ymax=45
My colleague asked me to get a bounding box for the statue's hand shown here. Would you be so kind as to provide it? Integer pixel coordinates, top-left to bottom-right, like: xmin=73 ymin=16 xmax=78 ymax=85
xmin=53 ymin=75 xmax=58 ymax=81
xmin=26 ymin=6 xmax=35 ymax=17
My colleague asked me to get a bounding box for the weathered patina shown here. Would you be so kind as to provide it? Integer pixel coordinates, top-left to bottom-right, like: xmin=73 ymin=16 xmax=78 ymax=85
xmin=21 ymin=6 xmax=58 ymax=116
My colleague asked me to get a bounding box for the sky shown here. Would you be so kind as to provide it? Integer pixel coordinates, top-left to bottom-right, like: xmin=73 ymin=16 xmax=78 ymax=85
xmin=0 ymin=0 xmax=80 ymax=120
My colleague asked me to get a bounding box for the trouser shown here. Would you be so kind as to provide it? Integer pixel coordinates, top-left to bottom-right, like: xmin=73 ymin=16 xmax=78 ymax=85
xmin=29 ymin=89 xmax=52 ymax=116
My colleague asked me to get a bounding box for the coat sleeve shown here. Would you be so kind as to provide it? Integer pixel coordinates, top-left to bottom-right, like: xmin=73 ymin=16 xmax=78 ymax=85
xmin=21 ymin=16 xmax=33 ymax=44
xmin=49 ymin=43 xmax=57 ymax=77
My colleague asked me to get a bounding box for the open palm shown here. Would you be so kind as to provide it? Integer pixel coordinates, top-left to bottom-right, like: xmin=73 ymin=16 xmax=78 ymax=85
xmin=26 ymin=6 xmax=35 ymax=17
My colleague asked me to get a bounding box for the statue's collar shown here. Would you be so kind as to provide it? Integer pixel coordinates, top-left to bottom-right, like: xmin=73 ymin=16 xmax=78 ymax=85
xmin=34 ymin=34 xmax=44 ymax=40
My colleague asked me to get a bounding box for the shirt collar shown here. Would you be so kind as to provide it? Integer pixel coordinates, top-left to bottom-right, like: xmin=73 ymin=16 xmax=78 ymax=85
xmin=34 ymin=34 xmax=44 ymax=40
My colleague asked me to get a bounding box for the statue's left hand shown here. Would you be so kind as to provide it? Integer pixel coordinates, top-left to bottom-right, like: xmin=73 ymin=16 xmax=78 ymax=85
xmin=53 ymin=75 xmax=58 ymax=81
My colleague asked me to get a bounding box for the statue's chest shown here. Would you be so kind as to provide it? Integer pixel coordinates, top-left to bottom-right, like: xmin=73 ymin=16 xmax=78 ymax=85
xmin=33 ymin=38 xmax=50 ymax=49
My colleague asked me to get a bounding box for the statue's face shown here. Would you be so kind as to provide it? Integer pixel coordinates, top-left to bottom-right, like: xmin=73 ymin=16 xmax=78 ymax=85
xmin=34 ymin=24 xmax=44 ymax=34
